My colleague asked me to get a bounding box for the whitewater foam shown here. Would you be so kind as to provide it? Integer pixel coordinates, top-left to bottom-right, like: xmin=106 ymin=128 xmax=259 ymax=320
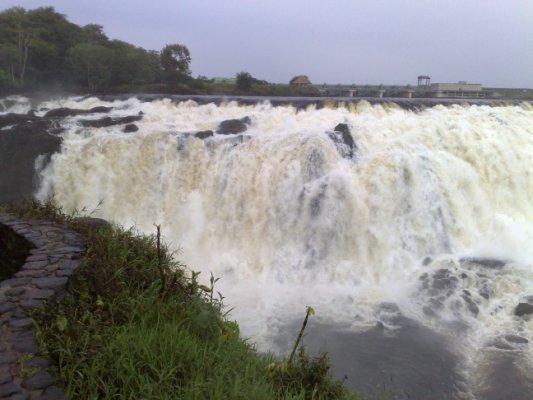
xmin=4 ymin=95 xmax=532 ymax=396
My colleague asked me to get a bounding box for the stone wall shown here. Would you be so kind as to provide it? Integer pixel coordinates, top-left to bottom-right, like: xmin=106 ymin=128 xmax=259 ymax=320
xmin=0 ymin=214 xmax=84 ymax=400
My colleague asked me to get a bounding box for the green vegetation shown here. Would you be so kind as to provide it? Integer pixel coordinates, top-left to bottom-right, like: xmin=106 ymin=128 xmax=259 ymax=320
xmin=0 ymin=6 xmax=321 ymax=96
xmin=0 ymin=6 xmax=191 ymax=93
xmin=2 ymin=199 xmax=369 ymax=400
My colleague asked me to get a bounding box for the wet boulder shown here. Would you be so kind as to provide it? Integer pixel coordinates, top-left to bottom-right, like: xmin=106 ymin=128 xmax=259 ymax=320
xmin=44 ymin=106 xmax=112 ymax=118
xmin=194 ymin=130 xmax=214 ymax=139
xmin=89 ymin=106 xmax=113 ymax=114
xmin=216 ymin=116 xmax=251 ymax=135
xmin=324 ymin=123 xmax=357 ymax=159
xmin=460 ymin=257 xmax=506 ymax=269
xmin=514 ymin=302 xmax=533 ymax=317
xmin=333 ymin=123 xmax=356 ymax=151
xmin=123 ymin=124 xmax=139 ymax=133
xmin=81 ymin=217 xmax=109 ymax=230
xmin=79 ymin=115 xmax=142 ymax=128
xmin=0 ymin=113 xmax=39 ymax=129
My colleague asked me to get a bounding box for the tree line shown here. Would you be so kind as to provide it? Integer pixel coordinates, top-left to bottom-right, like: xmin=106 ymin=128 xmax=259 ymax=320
xmin=0 ymin=6 xmax=192 ymax=93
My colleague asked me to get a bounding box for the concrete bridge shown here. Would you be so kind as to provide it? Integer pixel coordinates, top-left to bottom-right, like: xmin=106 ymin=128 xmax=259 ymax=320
xmin=316 ymin=84 xmax=417 ymax=98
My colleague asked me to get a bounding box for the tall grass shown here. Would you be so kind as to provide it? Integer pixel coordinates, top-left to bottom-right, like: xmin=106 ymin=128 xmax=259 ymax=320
xmin=5 ymin=199 xmax=368 ymax=400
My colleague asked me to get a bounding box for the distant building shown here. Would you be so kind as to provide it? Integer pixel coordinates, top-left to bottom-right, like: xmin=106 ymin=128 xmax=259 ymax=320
xmin=290 ymin=75 xmax=312 ymax=87
xmin=430 ymin=81 xmax=484 ymax=98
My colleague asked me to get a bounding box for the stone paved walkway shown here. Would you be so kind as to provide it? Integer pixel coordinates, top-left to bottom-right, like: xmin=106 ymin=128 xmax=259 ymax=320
xmin=0 ymin=214 xmax=84 ymax=400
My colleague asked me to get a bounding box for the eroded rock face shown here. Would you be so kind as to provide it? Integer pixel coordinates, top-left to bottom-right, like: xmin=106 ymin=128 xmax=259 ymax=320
xmin=216 ymin=116 xmax=251 ymax=135
xmin=0 ymin=113 xmax=39 ymax=129
xmin=0 ymin=103 xmax=127 ymax=203
xmin=0 ymin=122 xmax=61 ymax=204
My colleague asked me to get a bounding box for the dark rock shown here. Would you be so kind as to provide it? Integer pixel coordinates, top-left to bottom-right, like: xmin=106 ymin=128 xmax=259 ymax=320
xmin=79 ymin=114 xmax=143 ymax=128
xmin=12 ymin=337 xmax=38 ymax=353
xmin=324 ymin=123 xmax=357 ymax=159
xmin=0 ymin=120 xmax=61 ymax=204
xmin=0 ymin=382 xmax=20 ymax=397
xmin=33 ymin=277 xmax=68 ymax=290
xmin=19 ymin=288 xmax=54 ymax=300
xmin=21 ymin=357 xmax=48 ymax=369
xmin=123 ymin=123 xmax=139 ymax=132
xmin=492 ymin=340 xmax=514 ymax=350
xmin=88 ymin=106 xmax=112 ymax=114
xmin=461 ymin=257 xmax=506 ymax=269
xmin=22 ymin=260 xmax=48 ymax=270
xmin=21 ymin=371 xmax=54 ymax=390
xmin=0 ymin=354 xmax=17 ymax=365
xmin=0 ymin=303 xmax=15 ymax=314
xmin=334 ymin=123 xmax=356 ymax=151
xmin=422 ymin=256 xmax=432 ymax=266
xmin=0 ymin=369 xmax=11 ymax=384
xmin=0 ymin=113 xmax=39 ymax=129
xmin=41 ymin=386 xmax=67 ymax=400
xmin=9 ymin=318 xmax=33 ymax=330
xmin=44 ymin=107 xmax=82 ymax=118
xmin=216 ymin=116 xmax=251 ymax=135
xmin=5 ymin=287 xmax=25 ymax=297
xmin=505 ymin=335 xmax=528 ymax=344
xmin=431 ymin=269 xmax=458 ymax=291
xmin=81 ymin=217 xmax=109 ymax=230
xmin=4 ymin=392 xmax=30 ymax=400
xmin=194 ymin=130 xmax=214 ymax=139
xmin=43 ymin=106 xmax=112 ymax=118
xmin=515 ymin=302 xmax=533 ymax=317
xmin=461 ymin=294 xmax=479 ymax=315
xmin=19 ymin=300 xmax=44 ymax=310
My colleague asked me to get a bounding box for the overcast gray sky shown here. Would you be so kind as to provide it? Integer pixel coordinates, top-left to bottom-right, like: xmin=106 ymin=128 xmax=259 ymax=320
xmin=2 ymin=0 xmax=532 ymax=87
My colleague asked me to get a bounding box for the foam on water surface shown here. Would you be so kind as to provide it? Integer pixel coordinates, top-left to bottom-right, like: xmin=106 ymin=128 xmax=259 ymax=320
xmin=8 ymin=95 xmax=531 ymax=397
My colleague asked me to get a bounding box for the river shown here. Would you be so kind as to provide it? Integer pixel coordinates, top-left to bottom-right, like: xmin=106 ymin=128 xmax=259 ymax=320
xmin=2 ymin=94 xmax=532 ymax=399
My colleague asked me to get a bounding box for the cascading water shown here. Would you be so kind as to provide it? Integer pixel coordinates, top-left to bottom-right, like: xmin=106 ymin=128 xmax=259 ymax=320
xmin=3 ymin=95 xmax=532 ymax=399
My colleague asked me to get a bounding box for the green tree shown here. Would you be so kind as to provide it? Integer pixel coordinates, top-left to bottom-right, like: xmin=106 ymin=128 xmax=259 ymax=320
xmin=0 ymin=7 xmax=32 ymax=86
xmin=236 ymin=71 xmax=253 ymax=91
xmin=159 ymin=43 xmax=191 ymax=83
xmin=110 ymin=40 xmax=158 ymax=86
xmin=0 ymin=6 xmax=82 ymax=88
xmin=25 ymin=7 xmax=82 ymax=84
xmin=82 ymin=24 xmax=109 ymax=45
xmin=68 ymin=43 xmax=112 ymax=92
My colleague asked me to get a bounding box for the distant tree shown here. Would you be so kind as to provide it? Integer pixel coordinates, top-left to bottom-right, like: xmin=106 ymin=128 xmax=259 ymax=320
xmin=0 ymin=7 xmax=32 ymax=86
xmin=236 ymin=71 xmax=253 ymax=91
xmin=25 ymin=7 xmax=82 ymax=83
xmin=68 ymin=43 xmax=112 ymax=92
xmin=110 ymin=40 xmax=158 ymax=85
xmin=82 ymin=24 xmax=109 ymax=45
xmin=160 ymin=43 xmax=191 ymax=83
xmin=0 ymin=6 xmax=82 ymax=87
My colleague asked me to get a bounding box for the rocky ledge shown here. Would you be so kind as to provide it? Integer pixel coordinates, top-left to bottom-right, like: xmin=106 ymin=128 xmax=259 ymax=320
xmin=0 ymin=214 xmax=85 ymax=400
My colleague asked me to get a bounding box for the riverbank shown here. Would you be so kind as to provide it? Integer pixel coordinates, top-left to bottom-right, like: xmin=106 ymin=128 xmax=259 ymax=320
xmin=0 ymin=199 xmax=367 ymax=400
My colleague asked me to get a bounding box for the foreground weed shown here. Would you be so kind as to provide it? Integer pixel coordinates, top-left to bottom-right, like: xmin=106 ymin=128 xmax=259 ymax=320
xmin=9 ymin=198 xmax=368 ymax=400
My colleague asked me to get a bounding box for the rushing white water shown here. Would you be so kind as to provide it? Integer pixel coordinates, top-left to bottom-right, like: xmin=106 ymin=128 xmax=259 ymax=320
xmin=5 ymin=95 xmax=533 ymax=395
